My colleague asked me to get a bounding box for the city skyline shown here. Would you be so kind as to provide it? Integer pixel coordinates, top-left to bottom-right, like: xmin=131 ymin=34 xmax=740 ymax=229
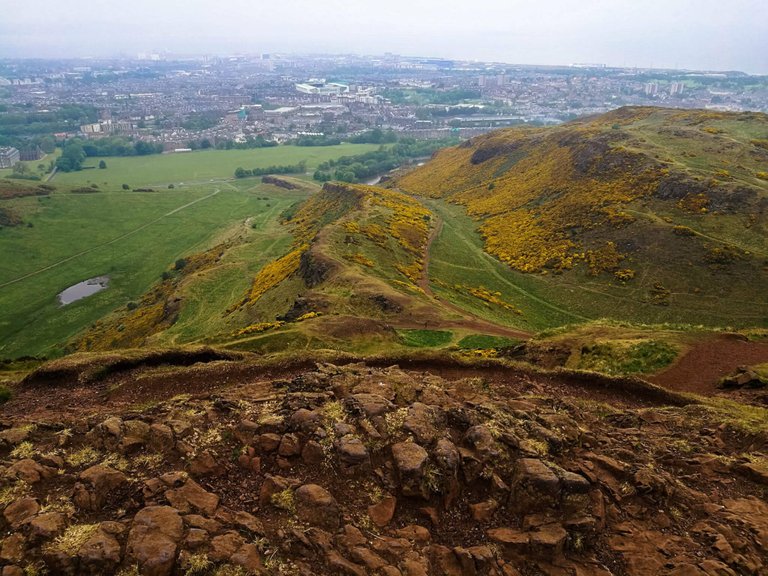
xmin=1 ymin=0 xmax=766 ymax=74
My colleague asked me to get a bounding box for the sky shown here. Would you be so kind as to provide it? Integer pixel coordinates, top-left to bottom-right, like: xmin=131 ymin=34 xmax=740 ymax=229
xmin=1 ymin=0 xmax=766 ymax=73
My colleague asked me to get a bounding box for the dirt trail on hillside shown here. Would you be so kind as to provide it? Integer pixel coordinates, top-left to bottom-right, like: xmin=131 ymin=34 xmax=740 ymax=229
xmin=418 ymin=217 xmax=531 ymax=340
xmin=649 ymin=333 xmax=768 ymax=394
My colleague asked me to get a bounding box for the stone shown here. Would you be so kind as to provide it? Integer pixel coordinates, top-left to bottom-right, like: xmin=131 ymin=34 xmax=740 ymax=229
xmin=27 ymin=512 xmax=66 ymax=540
xmin=403 ymin=403 xmax=440 ymax=444
xmin=0 ymin=533 xmax=25 ymax=564
xmin=78 ymin=524 xmax=122 ymax=572
xmin=3 ymin=497 xmax=39 ymax=529
xmin=210 ymin=531 xmax=245 ymax=561
xmin=512 ymin=458 xmax=560 ymax=509
xmin=278 ymin=433 xmax=302 ymax=457
xmin=121 ymin=419 xmax=150 ymax=452
xmin=125 ymin=506 xmax=183 ymax=576
xmin=433 ymin=438 xmax=460 ymax=472
xmin=231 ymin=542 xmax=263 ymax=571
xmin=5 ymin=459 xmax=55 ymax=484
xmin=165 ymin=479 xmax=219 ymax=516
xmin=326 ymin=550 xmax=366 ymax=576
xmin=392 ymin=441 xmax=428 ymax=496
xmin=148 ymin=423 xmax=175 ymax=452
xmin=336 ymin=435 xmax=370 ymax=469
xmin=349 ymin=546 xmax=388 ymax=570
xmin=256 ymin=433 xmax=283 ymax=452
xmin=301 ymin=440 xmax=325 ymax=465
xmin=189 ymin=450 xmax=218 ymax=476
xmin=295 ymin=484 xmax=340 ymax=530
xmin=395 ymin=524 xmax=431 ymax=543
xmin=351 ymin=393 xmax=394 ymax=417
xmin=74 ymin=465 xmax=128 ymax=511
xmin=368 ymin=496 xmax=397 ymax=527
xmin=469 ymin=498 xmax=499 ymax=522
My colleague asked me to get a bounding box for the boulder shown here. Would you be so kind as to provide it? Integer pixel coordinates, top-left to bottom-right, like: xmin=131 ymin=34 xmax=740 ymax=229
xmin=74 ymin=465 xmax=127 ymax=511
xmin=125 ymin=506 xmax=183 ymax=576
xmin=295 ymin=484 xmax=340 ymax=530
xmin=392 ymin=442 xmax=429 ymax=497
xmin=368 ymin=496 xmax=397 ymax=527
xmin=165 ymin=479 xmax=219 ymax=516
xmin=3 ymin=497 xmax=39 ymax=529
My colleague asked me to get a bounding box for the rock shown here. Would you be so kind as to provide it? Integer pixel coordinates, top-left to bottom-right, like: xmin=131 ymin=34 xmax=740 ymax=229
xmin=404 ymin=403 xmax=440 ymax=444
xmin=469 ymin=498 xmax=499 ymax=522
xmin=433 ymin=438 xmax=460 ymax=472
xmin=395 ymin=524 xmax=431 ymax=543
xmin=189 ymin=450 xmax=218 ymax=476
xmin=735 ymin=461 xmax=768 ymax=485
xmin=464 ymin=425 xmax=497 ymax=457
xmin=78 ymin=524 xmax=122 ymax=573
xmin=27 ymin=512 xmax=66 ymax=540
xmin=0 ymin=533 xmax=25 ymax=564
xmin=231 ymin=542 xmax=263 ymax=571
xmin=326 ymin=549 xmax=366 ymax=576
xmin=351 ymin=393 xmax=394 ymax=417
xmin=5 ymin=459 xmax=55 ymax=484
xmin=259 ymin=474 xmax=298 ymax=507
xmin=429 ymin=545 xmax=463 ymax=576
xmin=209 ymin=531 xmax=245 ymax=561
xmin=278 ymin=433 xmax=302 ymax=457
xmin=295 ymin=484 xmax=340 ymax=530
xmin=0 ymin=427 xmax=31 ymax=445
xmin=512 ymin=458 xmax=560 ymax=509
xmin=1 ymin=566 xmax=24 ymax=576
xmin=256 ymin=432 xmax=283 ymax=452
xmin=125 ymin=506 xmax=183 ymax=576
xmin=3 ymin=497 xmax=39 ymax=528
xmin=165 ymin=479 xmax=219 ymax=516
xmin=336 ymin=435 xmax=370 ymax=470
xmin=74 ymin=465 xmax=128 ymax=511
xmin=368 ymin=496 xmax=397 ymax=527
xmin=121 ymin=419 xmax=150 ymax=452
xmin=487 ymin=527 xmax=529 ymax=550
xmin=301 ymin=440 xmax=325 ymax=465
xmin=184 ymin=528 xmax=209 ymax=549
xmin=391 ymin=441 xmax=428 ymax=497
xmin=349 ymin=546 xmax=388 ymax=570
xmin=148 ymin=423 xmax=175 ymax=452
xmin=529 ymin=523 xmax=567 ymax=553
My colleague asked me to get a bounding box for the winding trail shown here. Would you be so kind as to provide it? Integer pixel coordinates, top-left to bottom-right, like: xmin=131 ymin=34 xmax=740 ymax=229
xmin=0 ymin=188 xmax=221 ymax=290
xmin=418 ymin=216 xmax=531 ymax=339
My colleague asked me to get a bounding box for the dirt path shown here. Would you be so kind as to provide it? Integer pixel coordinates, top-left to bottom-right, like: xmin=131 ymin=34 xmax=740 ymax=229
xmin=418 ymin=217 xmax=531 ymax=340
xmin=0 ymin=188 xmax=221 ymax=290
xmin=649 ymin=334 xmax=768 ymax=394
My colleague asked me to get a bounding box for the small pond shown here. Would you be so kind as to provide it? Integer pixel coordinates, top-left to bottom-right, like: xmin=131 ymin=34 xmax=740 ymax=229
xmin=58 ymin=276 xmax=109 ymax=305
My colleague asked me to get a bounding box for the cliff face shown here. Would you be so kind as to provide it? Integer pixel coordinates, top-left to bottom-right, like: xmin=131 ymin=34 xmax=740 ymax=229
xmin=2 ymin=359 xmax=768 ymax=575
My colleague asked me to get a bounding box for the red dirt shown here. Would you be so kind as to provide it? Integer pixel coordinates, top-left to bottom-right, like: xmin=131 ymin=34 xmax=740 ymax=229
xmin=649 ymin=333 xmax=768 ymax=394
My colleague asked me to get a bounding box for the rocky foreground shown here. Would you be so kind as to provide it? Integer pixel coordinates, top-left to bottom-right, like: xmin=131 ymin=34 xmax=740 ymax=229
xmin=1 ymin=362 xmax=767 ymax=575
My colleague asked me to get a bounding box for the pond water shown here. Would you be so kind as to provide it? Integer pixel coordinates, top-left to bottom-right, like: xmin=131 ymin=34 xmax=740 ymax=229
xmin=58 ymin=276 xmax=109 ymax=305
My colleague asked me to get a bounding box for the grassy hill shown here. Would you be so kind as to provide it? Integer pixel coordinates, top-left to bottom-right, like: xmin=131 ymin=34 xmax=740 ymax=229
xmin=398 ymin=106 xmax=768 ymax=328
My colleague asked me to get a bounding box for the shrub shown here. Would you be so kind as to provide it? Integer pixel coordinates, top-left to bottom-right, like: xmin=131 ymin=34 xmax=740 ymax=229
xmin=0 ymin=385 xmax=11 ymax=403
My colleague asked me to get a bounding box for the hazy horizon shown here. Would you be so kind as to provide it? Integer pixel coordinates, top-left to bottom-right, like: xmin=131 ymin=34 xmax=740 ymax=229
xmin=1 ymin=0 xmax=767 ymax=74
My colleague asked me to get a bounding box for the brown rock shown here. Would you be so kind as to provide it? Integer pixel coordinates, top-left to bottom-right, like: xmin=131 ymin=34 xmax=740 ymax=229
xmin=395 ymin=524 xmax=431 ymax=543
xmin=404 ymin=403 xmax=440 ymax=444
xmin=368 ymin=496 xmax=397 ymax=527
xmin=165 ymin=479 xmax=219 ymax=516
xmin=336 ymin=435 xmax=370 ymax=469
xmin=0 ymin=534 xmax=25 ymax=564
xmin=349 ymin=546 xmax=388 ymax=570
xmin=392 ymin=441 xmax=428 ymax=497
xmin=231 ymin=542 xmax=263 ymax=571
xmin=27 ymin=512 xmax=66 ymax=540
xmin=121 ymin=419 xmax=150 ymax=452
xmin=326 ymin=549 xmax=366 ymax=576
xmin=469 ymin=498 xmax=499 ymax=522
xmin=351 ymin=393 xmax=394 ymax=417
xmin=256 ymin=432 xmax=282 ymax=452
xmin=433 ymin=438 xmax=460 ymax=472
xmin=5 ymin=459 xmax=55 ymax=484
xmin=3 ymin=497 xmax=39 ymax=529
xmin=189 ymin=450 xmax=218 ymax=476
xmin=78 ymin=524 xmax=122 ymax=573
xmin=295 ymin=484 xmax=340 ymax=530
xmin=0 ymin=428 xmax=31 ymax=445
xmin=429 ymin=545 xmax=463 ymax=576
xmin=209 ymin=531 xmax=245 ymax=562
xmin=74 ymin=465 xmax=128 ymax=511
xmin=301 ymin=440 xmax=325 ymax=465
xmin=148 ymin=423 xmax=175 ymax=452
xmin=125 ymin=506 xmax=183 ymax=576
xmin=278 ymin=433 xmax=302 ymax=457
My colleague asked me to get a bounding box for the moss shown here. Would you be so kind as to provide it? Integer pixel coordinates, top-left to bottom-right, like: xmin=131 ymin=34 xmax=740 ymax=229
xmin=270 ymin=488 xmax=295 ymax=513
xmin=45 ymin=523 xmax=99 ymax=555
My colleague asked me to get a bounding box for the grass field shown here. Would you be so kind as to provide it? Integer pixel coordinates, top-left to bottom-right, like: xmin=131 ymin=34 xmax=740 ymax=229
xmin=0 ymin=179 xmax=312 ymax=358
xmin=52 ymin=144 xmax=382 ymax=188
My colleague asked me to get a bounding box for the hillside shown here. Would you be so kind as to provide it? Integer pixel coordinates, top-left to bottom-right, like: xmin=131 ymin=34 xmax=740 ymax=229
xmin=1 ymin=353 xmax=767 ymax=575
xmin=398 ymin=107 xmax=768 ymax=327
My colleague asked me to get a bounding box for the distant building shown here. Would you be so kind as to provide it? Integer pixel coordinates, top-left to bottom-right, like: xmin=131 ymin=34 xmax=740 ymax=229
xmin=19 ymin=146 xmax=43 ymax=162
xmin=295 ymin=81 xmax=349 ymax=96
xmin=0 ymin=147 xmax=20 ymax=169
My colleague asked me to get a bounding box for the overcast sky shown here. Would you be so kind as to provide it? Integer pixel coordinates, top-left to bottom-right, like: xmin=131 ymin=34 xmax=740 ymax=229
xmin=1 ymin=0 xmax=766 ymax=73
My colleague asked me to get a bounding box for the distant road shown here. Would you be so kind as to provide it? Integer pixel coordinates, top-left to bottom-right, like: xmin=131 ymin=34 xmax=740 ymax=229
xmin=0 ymin=188 xmax=220 ymax=290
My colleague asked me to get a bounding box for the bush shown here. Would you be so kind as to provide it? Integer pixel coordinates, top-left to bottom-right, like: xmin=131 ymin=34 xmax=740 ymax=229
xmin=0 ymin=386 xmax=11 ymax=403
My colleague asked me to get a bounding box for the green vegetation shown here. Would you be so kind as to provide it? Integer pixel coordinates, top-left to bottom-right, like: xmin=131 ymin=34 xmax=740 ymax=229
xmin=577 ymin=339 xmax=678 ymax=375
xmin=457 ymin=334 xmax=521 ymax=349
xmin=0 ymin=385 xmax=11 ymax=403
xmin=52 ymin=144 xmax=381 ymax=188
xmin=235 ymin=161 xmax=306 ymax=178
xmin=0 ymin=179 xmax=310 ymax=358
xmin=400 ymin=107 xmax=768 ymax=328
xmin=398 ymin=329 xmax=453 ymax=348
xmin=313 ymin=139 xmax=459 ymax=183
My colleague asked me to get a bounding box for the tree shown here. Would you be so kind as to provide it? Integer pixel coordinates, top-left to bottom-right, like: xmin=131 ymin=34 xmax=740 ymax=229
xmin=12 ymin=162 xmax=28 ymax=175
xmin=98 ymin=160 xmax=107 ymax=169
xmin=122 ymin=184 xmax=130 ymax=190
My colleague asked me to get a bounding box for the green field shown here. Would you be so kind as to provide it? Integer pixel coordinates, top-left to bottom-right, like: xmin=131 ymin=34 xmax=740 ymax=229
xmin=0 ymin=178 xmax=313 ymax=358
xmin=52 ymin=144 xmax=381 ymax=188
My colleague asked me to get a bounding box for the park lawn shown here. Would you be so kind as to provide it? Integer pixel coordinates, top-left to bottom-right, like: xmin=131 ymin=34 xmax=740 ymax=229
xmin=52 ymin=144 xmax=382 ymax=188
xmin=0 ymin=181 xmax=311 ymax=358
